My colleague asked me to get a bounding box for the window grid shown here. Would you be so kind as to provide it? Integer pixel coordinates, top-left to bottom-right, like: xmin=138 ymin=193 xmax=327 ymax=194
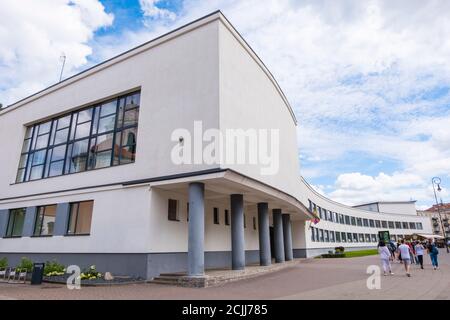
xmin=16 ymin=92 xmax=140 ymax=183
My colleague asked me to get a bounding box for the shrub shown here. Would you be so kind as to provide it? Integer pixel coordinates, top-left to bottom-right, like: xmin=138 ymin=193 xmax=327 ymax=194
xmin=80 ymin=265 xmax=102 ymax=280
xmin=44 ymin=260 xmax=66 ymax=277
xmin=16 ymin=257 xmax=33 ymax=272
xmin=0 ymin=257 xmax=8 ymax=270
xmin=335 ymin=246 xmax=345 ymax=253
xmin=321 ymin=253 xmax=345 ymax=258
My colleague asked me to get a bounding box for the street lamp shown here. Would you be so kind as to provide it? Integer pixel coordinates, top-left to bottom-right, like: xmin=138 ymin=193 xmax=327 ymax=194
xmin=431 ymin=177 xmax=449 ymax=253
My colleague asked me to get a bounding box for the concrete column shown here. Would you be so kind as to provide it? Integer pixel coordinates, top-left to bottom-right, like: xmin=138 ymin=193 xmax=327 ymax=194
xmin=22 ymin=207 xmax=37 ymax=237
xmin=231 ymin=194 xmax=245 ymax=270
xmin=257 ymin=203 xmax=271 ymax=266
xmin=282 ymin=213 xmax=293 ymax=261
xmin=188 ymin=182 xmax=205 ymax=276
xmin=0 ymin=209 xmax=9 ymax=238
xmin=273 ymin=209 xmax=285 ymax=263
xmin=54 ymin=203 xmax=70 ymax=236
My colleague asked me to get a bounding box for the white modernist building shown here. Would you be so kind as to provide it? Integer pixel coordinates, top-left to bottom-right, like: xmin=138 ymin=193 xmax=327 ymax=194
xmin=0 ymin=11 xmax=431 ymax=279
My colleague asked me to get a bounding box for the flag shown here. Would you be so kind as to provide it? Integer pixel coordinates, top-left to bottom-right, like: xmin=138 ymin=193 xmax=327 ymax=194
xmin=308 ymin=207 xmax=320 ymax=229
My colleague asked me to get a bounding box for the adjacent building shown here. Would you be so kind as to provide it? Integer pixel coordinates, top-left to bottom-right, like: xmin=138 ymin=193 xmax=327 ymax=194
xmin=417 ymin=203 xmax=450 ymax=238
xmin=0 ymin=11 xmax=432 ymax=279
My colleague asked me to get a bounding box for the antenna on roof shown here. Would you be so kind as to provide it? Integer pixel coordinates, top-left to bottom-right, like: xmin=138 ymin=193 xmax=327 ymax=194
xmin=59 ymin=53 xmax=66 ymax=82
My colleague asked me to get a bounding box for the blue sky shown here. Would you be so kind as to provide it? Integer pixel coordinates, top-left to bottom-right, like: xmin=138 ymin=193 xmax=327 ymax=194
xmin=1 ymin=0 xmax=450 ymax=209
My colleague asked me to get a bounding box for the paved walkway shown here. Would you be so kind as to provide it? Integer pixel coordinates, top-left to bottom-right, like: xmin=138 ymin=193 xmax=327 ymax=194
xmin=0 ymin=250 xmax=449 ymax=300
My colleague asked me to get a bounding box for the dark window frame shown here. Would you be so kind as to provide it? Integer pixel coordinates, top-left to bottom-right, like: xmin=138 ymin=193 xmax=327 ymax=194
xmin=213 ymin=207 xmax=219 ymax=225
xmin=33 ymin=204 xmax=57 ymax=237
xmin=16 ymin=91 xmax=140 ymax=183
xmin=5 ymin=208 xmax=26 ymax=238
xmin=168 ymin=199 xmax=179 ymax=222
xmin=225 ymin=209 xmax=230 ymax=226
xmin=66 ymin=201 xmax=93 ymax=235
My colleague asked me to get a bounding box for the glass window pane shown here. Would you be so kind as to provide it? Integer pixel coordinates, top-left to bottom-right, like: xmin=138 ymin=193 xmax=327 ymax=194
xmin=125 ymin=93 xmax=140 ymax=109
xmin=19 ymin=154 xmax=28 ymax=168
xmin=70 ymin=118 xmax=77 ymax=140
xmin=93 ymin=150 xmax=112 ymax=169
xmin=57 ymin=115 xmax=71 ymax=129
xmin=16 ymin=169 xmax=25 ymax=183
xmin=75 ymin=122 xmax=91 ymax=140
xmin=30 ymin=165 xmax=44 ymax=180
xmin=39 ymin=205 xmax=56 ymax=236
xmin=77 ymin=109 xmax=92 ymax=123
xmin=21 ymin=139 xmax=31 ymax=153
xmin=101 ymin=101 xmax=117 ymax=116
xmin=69 ymin=139 xmax=88 ymax=173
xmin=8 ymin=209 xmax=25 ymax=237
xmin=67 ymin=203 xmax=78 ymax=234
xmin=122 ymin=108 xmax=139 ymax=127
xmin=34 ymin=207 xmax=44 ymax=236
xmin=54 ymin=128 xmax=69 ymax=145
xmin=98 ymin=114 xmax=116 ymax=133
xmin=32 ymin=150 xmax=46 ymax=165
xmin=76 ymin=201 xmax=93 ymax=234
xmin=35 ymin=134 xmax=49 ymax=149
xmin=64 ymin=144 xmax=73 ymax=174
xmin=51 ymin=145 xmax=66 ymax=162
xmin=48 ymin=161 xmax=64 ymax=177
xmin=93 ymin=133 xmax=113 ymax=152
xmin=92 ymin=107 xmax=100 ymax=135
xmin=38 ymin=121 xmax=51 ymax=134
xmin=121 ymin=127 xmax=137 ymax=146
xmin=25 ymin=127 xmax=33 ymax=139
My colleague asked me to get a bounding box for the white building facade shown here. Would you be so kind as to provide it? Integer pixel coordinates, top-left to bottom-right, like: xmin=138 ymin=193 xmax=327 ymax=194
xmin=0 ymin=12 xmax=431 ymax=279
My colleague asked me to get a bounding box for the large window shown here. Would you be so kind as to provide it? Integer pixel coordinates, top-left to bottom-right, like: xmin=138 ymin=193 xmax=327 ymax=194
xmin=34 ymin=205 xmax=56 ymax=236
xmin=5 ymin=208 xmax=26 ymax=237
xmin=16 ymin=91 xmax=140 ymax=183
xmin=67 ymin=201 xmax=93 ymax=235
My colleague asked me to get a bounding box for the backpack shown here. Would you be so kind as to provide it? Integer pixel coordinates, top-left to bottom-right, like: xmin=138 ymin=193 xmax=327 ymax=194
xmin=430 ymin=244 xmax=439 ymax=255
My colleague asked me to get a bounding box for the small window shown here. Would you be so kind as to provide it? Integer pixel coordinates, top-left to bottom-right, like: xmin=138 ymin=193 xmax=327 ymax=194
xmin=354 ymin=233 xmax=359 ymax=242
xmin=67 ymin=201 xmax=93 ymax=235
xmin=168 ymin=199 xmax=178 ymax=221
xmin=253 ymin=217 xmax=257 ymax=230
xmin=381 ymin=221 xmax=387 ymax=228
xmin=416 ymin=222 xmax=423 ymax=230
xmin=186 ymin=203 xmax=189 ymax=221
xmin=363 ymin=219 xmax=369 ymax=227
xmin=347 ymin=232 xmax=352 ymax=242
xmin=324 ymin=230 xmax=329 ymax=242
xmin=365 ymin=234 xmax=371 ymax=242
xmin=409 ymin=222 xmax=416 ymax=229
xmin=330 ymin=230 xmax=335 ymax=242
xmin=351 ymin=217 xmax=356 ymax=226
xmin=6 ymin=208 xmax=26 ymax=237
xmin=34 ymin=205 xmax=56 ymax=236
xmin=341 ymin=232 xmax=347 ymax=242
xmin=375 ymin=220 xmax=381 ymax=228
xmin=339 ymin=214 xmax=344 ymax=224
xmin=319 ymin=229 xmax=324 ymax=242
xmin=371 ymin=234 xmax=377 ymax=242
xmin=311 ymin=227 xmax=315 ymax=242
xmin=225 ymin=209 xmax=230 ymax=226
xmin=388 ymin=221 xmax=395 ymax=229
xmin=369 ymin=219 xmax=375 ymax=228
xmin=213 ymin=207 xmax=219 ymax=225
xmin=357 ymin=218 xmax=362 ymax=226
xmin=335 ymin=231 xmax=341 ymax=242
xmin=308 ymin=200 xmax=313 ymax=212
xmin=395 ymin=221 xmax=401 ymax=229
xmin=345 ymin=215 xmax=350 ymax=225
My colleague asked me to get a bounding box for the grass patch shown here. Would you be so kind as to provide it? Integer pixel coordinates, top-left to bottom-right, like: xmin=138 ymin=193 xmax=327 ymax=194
xmin=342 ymin=249 xmax=378 ymax=258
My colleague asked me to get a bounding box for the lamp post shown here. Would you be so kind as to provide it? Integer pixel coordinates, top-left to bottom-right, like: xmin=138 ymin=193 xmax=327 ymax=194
xmin=431 ymin=177 xmax=449 ymax=253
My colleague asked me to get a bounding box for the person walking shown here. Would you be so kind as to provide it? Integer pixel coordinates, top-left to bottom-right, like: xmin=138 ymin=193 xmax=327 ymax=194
xmin=378 ymin=241 xmax=394 ymax=276
xmin=407 ymin=241 xmax=416 ymax=265
xmin=398 ymin=239 xmax=412 ymax=277
xmin=396 ymin=241 xmax=403 ymax=263
xmin=414 ymin=241 xmax=425 ymax=269
xmin=427 ymin=239 xmax=439 ymax=270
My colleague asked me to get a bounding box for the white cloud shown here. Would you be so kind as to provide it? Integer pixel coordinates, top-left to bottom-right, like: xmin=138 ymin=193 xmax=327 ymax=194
xmin=139 ymin=0 xmax=177 ymax=22
xmin=0 ymin=0 xmax=113 ymax=106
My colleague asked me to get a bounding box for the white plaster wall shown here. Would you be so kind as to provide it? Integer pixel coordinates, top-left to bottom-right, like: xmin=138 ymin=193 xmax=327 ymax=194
xmin=0 ymin=20 xmax=220 ymax=199
xmin=217 ymin=21 xmax=301 ymax=202
xmin=0 ymin=186 xmax=151 ymax=253
xmin=147 ymin=188 xmax=259 ymax=253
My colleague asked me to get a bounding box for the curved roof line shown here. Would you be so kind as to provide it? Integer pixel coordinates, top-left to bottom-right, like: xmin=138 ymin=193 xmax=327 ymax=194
xmin=1 ymin=10 xmax=298 ymax=125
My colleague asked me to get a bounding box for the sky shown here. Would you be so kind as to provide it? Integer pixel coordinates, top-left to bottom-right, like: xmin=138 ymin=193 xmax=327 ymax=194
xmin=1 ymin=0 xmax=450 ymax=209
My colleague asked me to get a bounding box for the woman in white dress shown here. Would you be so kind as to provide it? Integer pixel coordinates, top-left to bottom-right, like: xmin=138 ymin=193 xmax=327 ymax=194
xmin=378 ymin=241 xmax=394 ymax=276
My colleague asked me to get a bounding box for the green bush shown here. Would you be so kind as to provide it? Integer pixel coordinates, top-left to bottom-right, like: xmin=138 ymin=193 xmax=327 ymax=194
xmin=44 ymin=260 xmax=66 ymax=277
xmin=16 ymin=257 xmax=33 ymax=272
xmin=0 ymin=257 xmax=8 ymax=270
xmin=321 ymin=253 xmax=345 ymax=258
xmin=335 ymin=246 xmax=345 ymax=253
xmin=81 ymin=265 xmax=102 ymax=280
